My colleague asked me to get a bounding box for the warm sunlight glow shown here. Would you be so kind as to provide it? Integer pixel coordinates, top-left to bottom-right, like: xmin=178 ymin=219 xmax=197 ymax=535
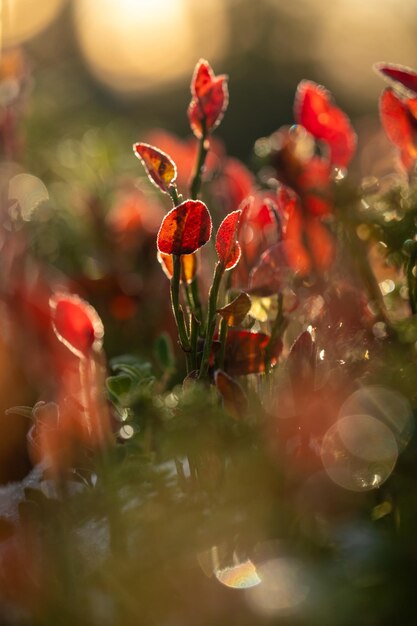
xmin=73 ymin=0 xmax=227 ymax=95
xmin=1 ymin=0 xmax=65 ymax=46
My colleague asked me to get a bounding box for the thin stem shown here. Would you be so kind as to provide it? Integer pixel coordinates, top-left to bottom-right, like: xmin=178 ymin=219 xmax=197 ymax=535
xmin=217 ymin=317 xmax=228 ymax=370
xmin=406 ymin=253 xmax=417 ymax=315
xmin=169 ymin=184 xmax=181 ymax=207
xmin=190 ymin=123 xmax=208 ymax=200
xmin=199 ymin=262 xmax=224 ymax=379
xmin=171 ymin=255 xmax=192 ymax=371
xmin=265 ymin=292 xmax=287 ymax=375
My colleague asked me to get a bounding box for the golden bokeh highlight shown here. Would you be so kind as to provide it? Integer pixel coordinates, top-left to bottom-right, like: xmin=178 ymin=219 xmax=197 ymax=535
xmin=73 ymin=0 xmax=228 ymax=95
xmin=1 ymin=0 xmax=66 ymax=47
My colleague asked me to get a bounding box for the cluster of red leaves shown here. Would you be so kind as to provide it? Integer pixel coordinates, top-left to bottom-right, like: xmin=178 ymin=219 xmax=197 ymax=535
xmin=188 ymin=59 xmax=229 ymax=139
xmin=376 ymin=63 xmax=417 ymax=171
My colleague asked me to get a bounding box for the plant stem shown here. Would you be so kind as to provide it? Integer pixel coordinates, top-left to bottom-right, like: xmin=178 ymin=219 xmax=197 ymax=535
xmin=406 ymin=252 xmax=417 ymax=315
xmin=199 ymin=262 xmax=224 ymax=378
xmin=190 ymin=123 xmax=208 ymax=200
xmin=169 ymin=184 xmax=181 ymax=207
xmin=265 ymin=292 xmax=287 ymax=374
xmin=171 ymin=255 xmax=191 ymax=371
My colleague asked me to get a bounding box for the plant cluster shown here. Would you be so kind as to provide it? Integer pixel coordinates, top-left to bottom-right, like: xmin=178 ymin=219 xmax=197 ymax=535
xmin=2 ymin=55 xmax=417 ymax=625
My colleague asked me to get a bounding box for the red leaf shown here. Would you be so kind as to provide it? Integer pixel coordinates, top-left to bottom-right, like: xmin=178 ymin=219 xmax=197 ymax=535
xmin=294 ymin=80 xmax=356 ymax=168
xmin=191 ymin=59 xmax=215 ymax=98
xmin=379 ymin=88 xmax=417 ymax=169
xmin=50 ymin=293 xmax=104 ymax=357
xmin=133 ymin=142 xmax=177 ymax=193
xmin=157 ymin=199 xmax=212 ymax=255
xmin=188 ymin=59 xmax=229 ymax=138
xmin=305 ymin=217 xmax=335 ymax=272
xmin=224 ymin=329 xmax=278 ymax=376
xmin=216 ymin=209 xmax=241 ymax=270
xmin=249 ymin=243 xmax=288 ymax=296
xmin=374 ymin=62 xmax=417 ymax=95
xmin=157 ymin=250 xmax=197 ymax=283
xmin=217 ymin=291 xmax=251 ymax=326
xmin=214 ymin=370 xmax=247 ymax=419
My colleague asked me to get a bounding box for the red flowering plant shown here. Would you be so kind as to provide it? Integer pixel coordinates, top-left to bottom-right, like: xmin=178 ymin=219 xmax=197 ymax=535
xmin=4 ymin=56 xmax=417 ymax=626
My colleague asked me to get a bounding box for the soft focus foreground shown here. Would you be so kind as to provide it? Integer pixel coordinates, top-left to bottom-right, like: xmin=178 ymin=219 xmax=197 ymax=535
xmin=3 ymin=4 xmax=417 ymax=626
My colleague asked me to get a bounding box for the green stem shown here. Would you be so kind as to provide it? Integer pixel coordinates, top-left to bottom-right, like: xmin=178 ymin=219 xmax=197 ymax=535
xmin=171 ymin=255 xmax=191 ymax=371
xmin=169 ymin=184 xmax=181 ymax=207
xmin=199 ymin=262 xmax=224 ymax=378
xmin=265 ymin=292 xmax=287 ymax=374
xmin=217 ymin=317 xmax=228 ymax=370
xmin=406 ymin=254 xmax=417 ymax=315
xmin=190 ymin=277 xmax=203 ymax=325
xmin=190 ymin=123 xmax=208 ymax=200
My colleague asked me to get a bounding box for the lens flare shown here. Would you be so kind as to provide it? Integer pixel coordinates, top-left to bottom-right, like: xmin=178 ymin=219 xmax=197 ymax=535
xmin=245 ymin=558 xmax=309 ymax=616
xmin=215 ymin=559 xmax=261 ymax=589
xmin=338 ymin=386 xmax=413 ymax=451
xmin=321 ymin=414 xmax=398 ymax=492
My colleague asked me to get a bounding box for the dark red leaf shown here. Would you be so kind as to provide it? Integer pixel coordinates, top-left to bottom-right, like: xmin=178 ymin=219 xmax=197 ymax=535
xmin=294 ymin=80 xmax=356 ymax=168
xmin=214 ymin=370 xmax=247 ymax=419
xmin=133 ymin=142 xmax=177 ymax=193
xmin=379 ymin=88 xmax=417 ymax=169
xmin=216 ymin=209 xmax=242 ymax=270
xmin=374 ymin=62 xmax=417 ymax=95
xmin=188 ymin=59 xmax=228 ymax=138
xmin=50 ymin=293 xmax=104 ymax=356
xmin=157 ymin=199 xmax=212 ymax=255
xmin=217 ymin=291 xmax=251 ymax=326
xmin=249 ymin=243 xmax=288 ymax=296
xmin=224 ymin=329 xmax=276 ymax=375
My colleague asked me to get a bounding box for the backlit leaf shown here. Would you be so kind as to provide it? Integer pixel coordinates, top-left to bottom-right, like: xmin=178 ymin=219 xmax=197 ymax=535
xmin=157 ymin=251 xmax=197 ymax=283
xmin=50 ymin=293 xmax=104 ymax=357
xmin=216 ymin=209 xmax=241 ymax=270
xmin=374 ymin=62 xmax=417 ymax=95
xmin=379 ymin=88 xmax=417 ymax=169
xmin=188 ymin=59 xmax=229 ymax=138
xmin=157 ymin=199 xmax=212 ymax=255
xmin=294 ymin=80 xmax=356 ymax=168
xmin=224 ymin=329 xmax=278 ymax=376
xmin=214 ymin=370 xmax=247 ymax=419
xmin=249 ymin=243 xmax=288 ymax=296
xmin=217 ymin=291 xmax=251 ymax=326
xmin=133 ymin=142 xmax=177 ymax=193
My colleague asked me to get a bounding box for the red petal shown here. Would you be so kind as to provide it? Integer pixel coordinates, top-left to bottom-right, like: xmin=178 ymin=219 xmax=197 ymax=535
xmin=224 ymin=329 xmax=273 ymax=375
xmin=374 ymin=62 xmax=417 ymax=95
xmin=191 ymin=58 xmax=215 ymax=98
xmin=157 ymin=199 xmax=212 ymax=255
xmin=294 ymin=80 xmax=356 ymax=168
xmin=133 ymin=143 xmax=177 ymax=193
xmin=50 ymin=293 xmax=104 ymax=356
xmin=379 ymin=88 xmax=417 ymax=168
xmin=216 ymin=209 xmax=242 ymax=270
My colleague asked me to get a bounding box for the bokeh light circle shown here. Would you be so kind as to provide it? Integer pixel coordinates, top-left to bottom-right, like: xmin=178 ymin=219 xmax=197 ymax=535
xmin=2 ymin=0 xmax=65 ymax=46
xmin=338 ymin=386 xmax=413 ymax=451
xmin=321 ymin=414 xmax=398 ymax=491
xmin=245 ymin=558 xmax=309 ymax=616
